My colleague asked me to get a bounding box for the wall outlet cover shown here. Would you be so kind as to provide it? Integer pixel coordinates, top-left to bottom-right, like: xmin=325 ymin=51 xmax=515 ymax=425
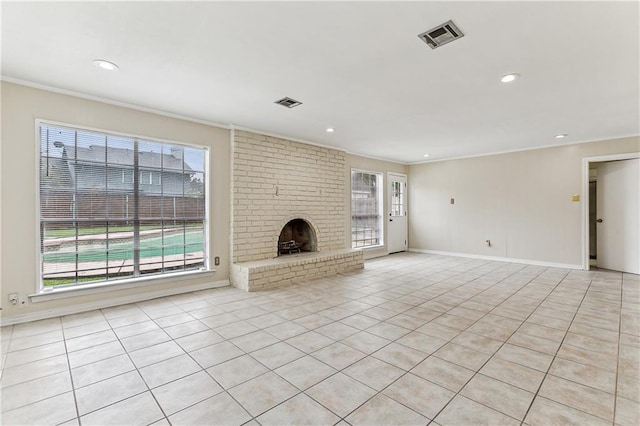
xmin=18 ymin=294 xmax=28 ymax=308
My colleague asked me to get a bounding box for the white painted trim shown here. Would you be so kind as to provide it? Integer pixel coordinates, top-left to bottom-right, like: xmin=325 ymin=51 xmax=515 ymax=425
xmin=31 ymin=270 xmax=217 ymax=302
xmin=34 ymin=118 xmax=43 ymax=295
xmin=231 ymin=124 xmax=347 ymax=154
xmin=351 ymin=167 xmax=385 ymax=177
xmin=387 ymin=172 xmax=408 ymax=255
xmin=4 ymin=77 xmax=412 ymax=166
xmin=230 ymin=128 xmax=236 ymax=263
xmin=1 ymin=280 xmax=230 ymax=326
xmin=409 ymin=135 xmax=640 ymax=165
xmin=581 ymin=152 xmax=640 ymax=271
xmin=231 ymin=125 xmax=409 ymax=166
xmin=4 ymin=78 xmax=636 ymax=167
xmin=351 ymin=168 xmax=385 ymax=248
xmin=361 ymin=247 xmax=390 ymax=260
xmin=345 ymin=150 xmax=409 ymax=166
xmin=408 ymin=248 xmax=582 ymax=270
xmin=2 ymin=76 xmax=231 ymax=130
xmin=35 ymin=118 xmax=214 ymax=150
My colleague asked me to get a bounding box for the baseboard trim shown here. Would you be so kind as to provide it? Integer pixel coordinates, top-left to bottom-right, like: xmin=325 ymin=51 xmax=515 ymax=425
xmin=408 ymin=249 xmax=583 ymax=270
xmin=0 ymin=280 xmax=230 ymax=326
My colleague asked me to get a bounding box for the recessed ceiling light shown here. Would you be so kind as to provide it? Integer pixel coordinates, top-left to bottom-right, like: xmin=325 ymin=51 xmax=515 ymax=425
xmin=555 ymin=133 xmax=568 ymax=139
xmin=93 ymin=59 xmax=119 ymax=71
xmin=423 ymin=154 xmax=430 ymax=158
xmin=326 ymin=128 xmax=335 ymax=133
xmin=500 ymin=73 xmax=520 ymax=83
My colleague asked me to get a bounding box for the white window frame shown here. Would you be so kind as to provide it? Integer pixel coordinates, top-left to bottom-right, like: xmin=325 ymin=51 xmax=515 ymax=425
xmin=35 ymin=119 xmax=211 ymax=294
xmin=350 ymin=168 xmax=384 ymax=248
xmin=121 ymin=169 xmax=133 ymax=184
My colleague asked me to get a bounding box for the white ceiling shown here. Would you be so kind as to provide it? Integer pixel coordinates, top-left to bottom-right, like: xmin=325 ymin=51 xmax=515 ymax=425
xmin=2 ymin=1 xmax=639 ymax=164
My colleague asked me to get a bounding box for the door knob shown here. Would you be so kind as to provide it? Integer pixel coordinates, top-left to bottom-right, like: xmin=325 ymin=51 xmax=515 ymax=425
xmin=596 ymin=219 xmax=603 ymax=223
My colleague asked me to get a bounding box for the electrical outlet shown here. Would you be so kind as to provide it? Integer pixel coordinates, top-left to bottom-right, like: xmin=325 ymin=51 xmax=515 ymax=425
xmin=18 ymin=294 xmax=28 ymax=309
xmin=214 ymin=256 xmax=220 ymax=266
xmin=8 ymin=293 xmax=18 ymax=305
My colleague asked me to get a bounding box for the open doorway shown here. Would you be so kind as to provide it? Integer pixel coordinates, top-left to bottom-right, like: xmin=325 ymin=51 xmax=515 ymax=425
xmin=584 ymin=154 xmax=640 ymax=273
xmin=588 ymin=178 xmax=597 ymax=267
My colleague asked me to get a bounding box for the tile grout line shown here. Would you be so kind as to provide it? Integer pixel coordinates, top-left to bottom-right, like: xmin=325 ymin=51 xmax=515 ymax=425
xmin=230 ymin=258 xmax=515 ymax=423
xmin=420 ymin=265 xmax=568 ymax=425
xmin=143 ymin=295 xmax=255 ymax=425
xmin=140 ymin=294 xmax=253 ymax=425
xmin=518 ymin=269 xmax=603 ymax=425
xmin=61 ymin=318 xmax=82 ymax=425
xmin=612 ymin=271 xmax=626 ymax=426
xmin=79 ymin=304 xmax=171 ymax=424
xmin=1 ymin=256 xmax=633 ymax=425
xmin=61 ymin=296 xmax=212 ymax=423
xmin=319 ymin=261 xmax=542 ymax=424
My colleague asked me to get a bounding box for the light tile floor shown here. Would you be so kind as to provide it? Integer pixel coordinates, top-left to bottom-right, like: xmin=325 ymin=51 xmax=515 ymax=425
xmin=1 ymin=253 xmax=639 ymax=425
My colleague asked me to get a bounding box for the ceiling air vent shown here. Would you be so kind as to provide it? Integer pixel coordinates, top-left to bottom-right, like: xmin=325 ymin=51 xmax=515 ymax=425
xmin=274 ymin=97 xmax=303 ymax=109
xmin=418 ymin=20 xmax=464 ymax=49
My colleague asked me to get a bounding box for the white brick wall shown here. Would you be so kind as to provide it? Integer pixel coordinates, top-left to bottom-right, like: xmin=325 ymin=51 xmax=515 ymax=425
xmin=232 ymin=131 xmax=346 ymax=263
xmin=231 ymin=249 xmax=364 ymax=291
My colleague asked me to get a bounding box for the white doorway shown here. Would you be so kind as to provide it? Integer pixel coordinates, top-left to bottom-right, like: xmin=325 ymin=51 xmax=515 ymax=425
xmin=388 ymin=173 xmax=407 ymax=253
xmin=583 ymin=154 xmax=640 ymax=273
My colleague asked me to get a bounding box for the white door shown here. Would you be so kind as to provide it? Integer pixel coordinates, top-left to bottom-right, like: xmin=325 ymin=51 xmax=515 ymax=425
xmin=388 ymin=173 xmax=408 ymax=253
xmin=596 ymin=159 xmax=640 ymax=274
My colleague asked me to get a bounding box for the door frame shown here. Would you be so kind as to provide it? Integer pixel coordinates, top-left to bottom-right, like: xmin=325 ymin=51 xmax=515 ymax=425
xmin=387 ymin=172 xmax=408 ymax=254
xmin=581 ymin=152 xmax=640 ymax=270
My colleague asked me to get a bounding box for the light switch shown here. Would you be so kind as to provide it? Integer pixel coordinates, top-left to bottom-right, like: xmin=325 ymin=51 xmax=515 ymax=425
xmin=571 ymin=195 xmax=580 ymax=202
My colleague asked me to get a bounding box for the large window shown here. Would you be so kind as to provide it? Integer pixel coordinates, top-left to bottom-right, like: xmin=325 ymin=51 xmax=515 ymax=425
xmin=351 ymin=170 xmax=383 ymax=248
xmin=39 ymin=123 xmax=208 ymax=289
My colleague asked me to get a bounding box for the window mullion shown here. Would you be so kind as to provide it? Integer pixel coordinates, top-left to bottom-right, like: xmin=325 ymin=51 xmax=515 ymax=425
xmin=161 ymin=147 xmax=165 ymax=272
xmin=74 ymin=130 xmax=79 ymax=285
xmin=182 ymin=152 xmax=187 ymax=270
xmin=105 ymin=135 xmax=110 ymax=281
xmin=133 ymin=138 xmax=140 ymax=277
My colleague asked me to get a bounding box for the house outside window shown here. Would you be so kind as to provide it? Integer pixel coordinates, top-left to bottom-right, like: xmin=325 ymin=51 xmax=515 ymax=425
xmin=38 ymin=122 xmax=208 ymax=289
xmin=351 ymin=169 xmax=383 ymax=248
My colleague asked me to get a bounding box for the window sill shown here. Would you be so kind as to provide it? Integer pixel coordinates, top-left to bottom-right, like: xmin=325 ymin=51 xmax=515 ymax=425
xmin=30 ymin=269 xmax=216 ymax=303
xmin=353 ymin=244 xmax=384 ymax=251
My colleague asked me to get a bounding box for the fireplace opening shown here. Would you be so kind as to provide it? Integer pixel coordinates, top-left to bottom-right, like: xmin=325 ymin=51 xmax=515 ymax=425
xmin=278 ymin=219 xmax=317 ymax=256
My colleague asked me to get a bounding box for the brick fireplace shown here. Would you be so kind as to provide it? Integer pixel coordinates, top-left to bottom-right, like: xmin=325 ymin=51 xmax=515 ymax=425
xmin=278 ymin=218 xmax=317 ymax=255
xmin=230 ymin=130 xmax=363 ymax=291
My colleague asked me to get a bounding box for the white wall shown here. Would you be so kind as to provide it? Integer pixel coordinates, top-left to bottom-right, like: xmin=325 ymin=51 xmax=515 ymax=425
xmin=0 ymin=82 xmax=231 ymax=324
xmin=8 ymin=81 xmax=634 ymax=324
xmin=0 ymin=82 xmax=407 ymax=324
xmin=408 ymin=136 xmax=640 ymax=267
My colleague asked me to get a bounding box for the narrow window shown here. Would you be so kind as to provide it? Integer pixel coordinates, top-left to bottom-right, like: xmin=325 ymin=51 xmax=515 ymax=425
xmin=39 ymin=123 xmax=208 ymax=289
xmin=351 ymin=170 xmax=383 ymax=248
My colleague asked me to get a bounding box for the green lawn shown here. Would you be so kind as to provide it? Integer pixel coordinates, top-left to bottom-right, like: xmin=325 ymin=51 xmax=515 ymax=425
xmin=43 ymin=276 xmax=108 ymax=287
xmin=44 ymin=224 xmax=194 ymax=238
xmin=43 ymin=231 xmax=203 ymax=263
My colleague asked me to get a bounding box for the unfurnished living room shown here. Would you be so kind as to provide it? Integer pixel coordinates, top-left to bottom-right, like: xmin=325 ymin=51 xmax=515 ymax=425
xmin=1 ymin=1 xmax=639 ymax=425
